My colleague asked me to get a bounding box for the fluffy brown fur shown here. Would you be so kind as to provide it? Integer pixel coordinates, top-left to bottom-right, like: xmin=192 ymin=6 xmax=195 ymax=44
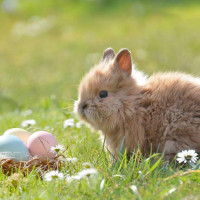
xmin=75 ymin=47 xmax=200 ymax=160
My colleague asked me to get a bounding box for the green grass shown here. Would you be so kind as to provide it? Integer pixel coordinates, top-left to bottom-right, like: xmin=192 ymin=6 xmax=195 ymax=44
xmin=0 ymin=0 xmax=200 ymax=199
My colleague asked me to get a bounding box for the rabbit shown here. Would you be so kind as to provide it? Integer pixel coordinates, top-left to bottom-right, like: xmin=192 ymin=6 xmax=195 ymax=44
xmin=75 ymin=47 xmax=200 ymax=160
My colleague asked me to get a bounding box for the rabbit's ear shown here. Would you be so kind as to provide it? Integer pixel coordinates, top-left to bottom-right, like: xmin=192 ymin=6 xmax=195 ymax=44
xmin=115 ymin=49 xmax=132 ymax=75
xmin=102 ymin=47 xmax=116 ymax=62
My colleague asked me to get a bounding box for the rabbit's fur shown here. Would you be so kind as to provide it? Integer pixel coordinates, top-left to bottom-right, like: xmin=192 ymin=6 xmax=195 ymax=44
xmin=75 ymin=48 xmax=200 ymax=159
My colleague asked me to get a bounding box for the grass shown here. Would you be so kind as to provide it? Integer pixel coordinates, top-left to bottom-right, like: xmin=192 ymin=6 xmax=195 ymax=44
xmin=0 ymin=0 xmax=200 ymax=199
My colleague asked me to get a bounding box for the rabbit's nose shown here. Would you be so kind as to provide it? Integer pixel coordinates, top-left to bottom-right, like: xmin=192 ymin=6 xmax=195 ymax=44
xmin=82 ymin=102 xmax=88 ymax=110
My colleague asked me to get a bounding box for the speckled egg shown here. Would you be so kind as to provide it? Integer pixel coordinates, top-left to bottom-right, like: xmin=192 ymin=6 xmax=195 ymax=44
xmin=0 ymin=135 xmax=30 ymax=161
xmin=27 ymin=131 xmax=58 ymax=158
xmin=4 ymin=128 xmax=31 ymax=145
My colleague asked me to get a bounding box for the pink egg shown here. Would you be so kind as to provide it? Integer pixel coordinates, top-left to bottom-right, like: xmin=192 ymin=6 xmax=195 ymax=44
xmin=27 ymin=131 xmax=58 ymax=158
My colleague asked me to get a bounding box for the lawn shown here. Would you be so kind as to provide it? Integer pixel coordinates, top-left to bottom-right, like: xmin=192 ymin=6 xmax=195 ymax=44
xmin=0 ymin=0 xmax=200 ymax=199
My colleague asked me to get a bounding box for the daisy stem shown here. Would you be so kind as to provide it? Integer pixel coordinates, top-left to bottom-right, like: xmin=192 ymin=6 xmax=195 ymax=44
xmin=163 ymin=170 xmax=200 ymax=181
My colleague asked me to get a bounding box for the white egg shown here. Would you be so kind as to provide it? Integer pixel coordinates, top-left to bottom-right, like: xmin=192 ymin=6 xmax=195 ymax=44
xmin=4 ymin=128 xmax=31 ymax=145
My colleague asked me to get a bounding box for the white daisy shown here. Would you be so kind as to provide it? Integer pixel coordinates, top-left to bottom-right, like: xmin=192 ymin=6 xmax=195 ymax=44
xmin=176 ymin=150 xmax=198 ymax=164
xmin=64 ymin=157 xmax=78 ymax=163
xmin=82 ymin=162 xmax=92 ymax=169
xmin=44 ymin=170 xmax=64 ymax=181
xmin=66 ymin=168 xmax=97 ymax=183
xmin=22 ymin=109 xmax=32 ymax=116
xmin=130 ymin=185 xmax=139 ymax=195
xmin=50 ymin=145 xmax=65 ymax=154
xmin=21 ymin=119 xmax=36 ymax=127
xmin=63 ymin=119 xmax=74 ymax=128
xmin=77 ymin=168 xmax=97 ymax=179
xmin=76 ymin=121 xmax=83 ymax=128
xmin=66 ymin=175 xmax=81 ymax=183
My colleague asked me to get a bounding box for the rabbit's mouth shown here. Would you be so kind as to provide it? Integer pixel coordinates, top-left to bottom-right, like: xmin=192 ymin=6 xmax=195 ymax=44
xmin=76 ymin=100 xmax=100 ymax=126
xmin=76 ymin=100 xmax=91 ymax=121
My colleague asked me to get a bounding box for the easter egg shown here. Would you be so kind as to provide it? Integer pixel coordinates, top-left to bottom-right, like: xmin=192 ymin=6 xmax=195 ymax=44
xmin=0 ymin=135 xmax=30 ymax=161
xmin=27 ymin=131 xmax=58 ymax=158
xmin=4 ymin=128 xmax=31 ymax=145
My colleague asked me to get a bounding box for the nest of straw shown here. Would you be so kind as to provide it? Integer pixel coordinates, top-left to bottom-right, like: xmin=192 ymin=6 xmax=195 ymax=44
xmin=0 ymin=155 xmax=64 ymax=177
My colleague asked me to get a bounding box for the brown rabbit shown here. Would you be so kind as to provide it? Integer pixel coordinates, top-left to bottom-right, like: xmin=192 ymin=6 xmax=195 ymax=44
xmin=75 ymin=47 xmax=200 ymax=160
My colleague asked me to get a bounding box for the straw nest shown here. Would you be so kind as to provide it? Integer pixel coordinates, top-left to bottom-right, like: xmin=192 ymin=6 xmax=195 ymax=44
xmin=0 ymin=155 xmax=64 ymax=177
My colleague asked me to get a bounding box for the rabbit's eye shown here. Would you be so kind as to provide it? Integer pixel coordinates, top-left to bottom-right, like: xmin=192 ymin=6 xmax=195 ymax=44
xmin=99 ymin=91 xmax=108 ymax=98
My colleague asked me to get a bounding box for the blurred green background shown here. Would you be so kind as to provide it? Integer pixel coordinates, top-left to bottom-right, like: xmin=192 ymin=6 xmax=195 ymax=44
xmin=0 ymin=2 xmax=200 ymax=199
xmin=0 ymin=0 xmax=200 ymax=112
